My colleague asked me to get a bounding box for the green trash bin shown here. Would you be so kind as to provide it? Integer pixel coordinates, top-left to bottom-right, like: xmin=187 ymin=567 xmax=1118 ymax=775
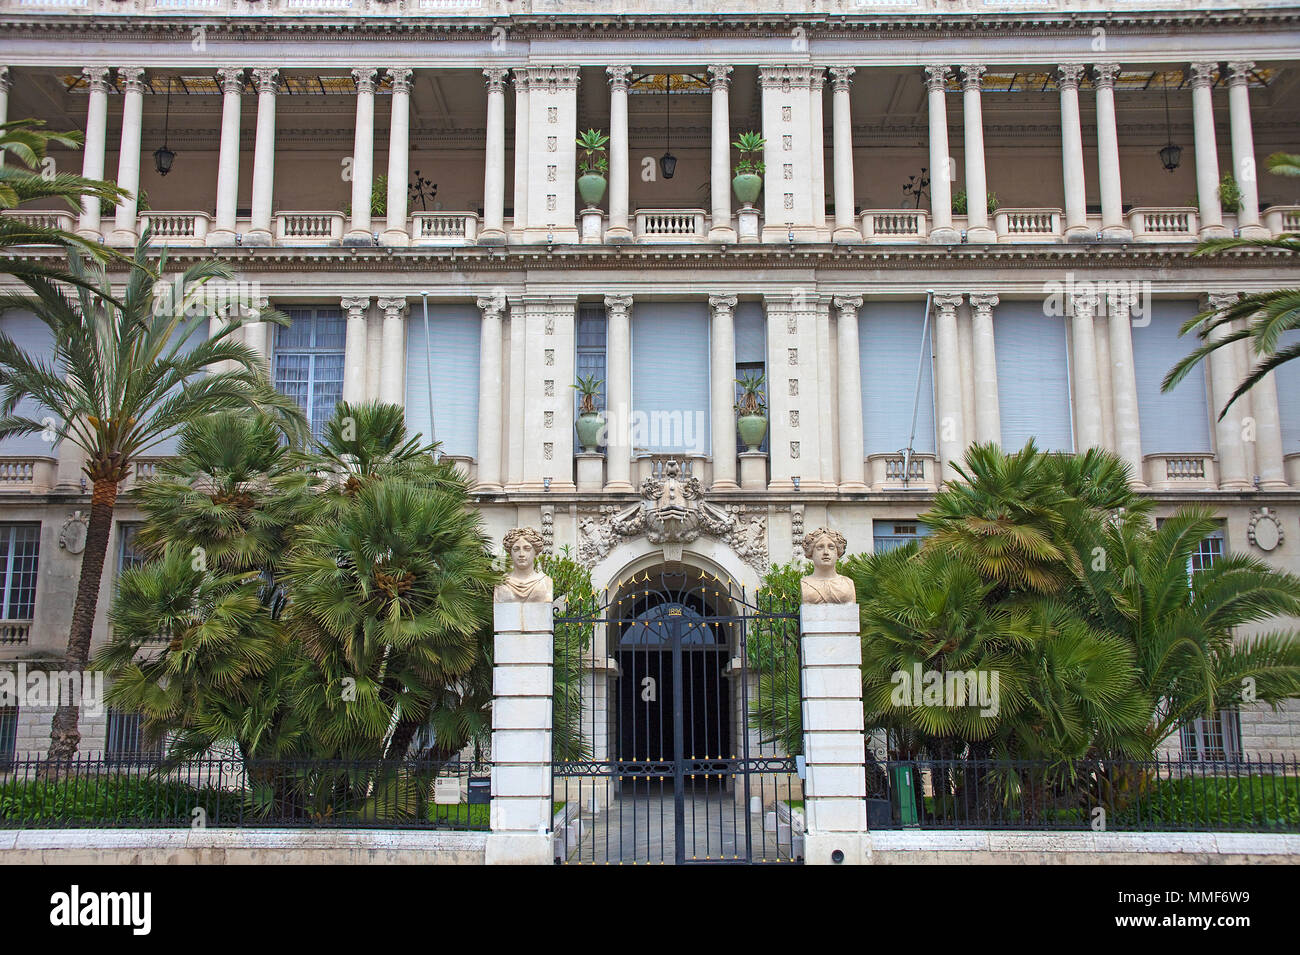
xmin=892 ymin=765 xmax=919 ymax=827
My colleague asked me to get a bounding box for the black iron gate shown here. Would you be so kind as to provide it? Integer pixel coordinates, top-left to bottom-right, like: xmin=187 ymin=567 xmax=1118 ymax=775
xmin=552 ymin=568 xmax=803 ymax=864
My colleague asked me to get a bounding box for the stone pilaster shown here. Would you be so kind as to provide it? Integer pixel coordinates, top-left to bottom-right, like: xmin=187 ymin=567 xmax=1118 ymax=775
xmin=476 ymin=293 xmax=506 ymax=490
xmin=603 ymin=294 xmax=633 ymax=492
xmin=759 ymin=66 xmax=823 ymax=242
xmin=709 ymin=294 xmax=739 ymax=490
xmin=518 ymin=66 xmax=580 ymax=243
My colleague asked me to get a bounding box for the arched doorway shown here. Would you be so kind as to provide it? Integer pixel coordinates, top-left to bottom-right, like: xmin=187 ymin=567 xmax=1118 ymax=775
xmin=552 ymin=562 xmax=803 ymax=865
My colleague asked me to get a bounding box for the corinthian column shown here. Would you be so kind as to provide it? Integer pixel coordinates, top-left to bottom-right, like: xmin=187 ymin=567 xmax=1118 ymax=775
xmin=1190 ymin=62 xmax=1229 ymax=239
xmin=604 ymin=294 xmax=633 ymax=491
xmin=1106 ymin=291 xmax=1145 ymax=486
xmin=707 ymin=65 xmax=736 ymax=242
xmin=1093 ymin=64 xmax=1132 ymax=240
xmin=933 ymin=293 xmax=966 ymax=478
xmin=109 ymin=67 xmax=146 ymax=245
xmin=210 ymin=68 xmax=245 ymax=246
xmin=381 ymin=68 xmax=413 ymax=246
xmin=1226 ymin=62 xmax=1268 ymax=239
xmin=76 ymin=67 xmax=111 ymax=239
xmin=1057 ymin=65 xmax=1089 ymax=239
xmin=377 ymin=296 xmax=408 ymax=407
xmin=342 ymin=296 xmax=370 ymax=404
xmin=345 ymin=68 xmax=378 ymax=244
xmin=0 ymin=68 xmax=10 ymax=167
xmin=959 ymin=65 xmax=996 ymax=243
xmin=246 ymin=69 xmax=280 ymax=245
xmin=833 ymin=295 xmax=866 ymax=489
xmin=1070 ymin=291 xmax=1103 ymax=450
xmin=606 ymin=66 xmax=633 ymax=243
xmin=967 ymin=293 xmax=1001 ymax=444
xmin=479 ymin=68 xmax=509 ymax=245
xmin=924 ymin=66 xmax=958 ymax=243
xmin=829 ymin=67 xmax=860 ymax=243
xmin=476 ymin=294 xmax=506 ymax=490
xmin=709 ymin=294 xmax=740 ymax=490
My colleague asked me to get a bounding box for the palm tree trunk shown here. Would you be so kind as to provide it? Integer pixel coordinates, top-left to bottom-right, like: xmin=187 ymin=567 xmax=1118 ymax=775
xmin=45 ymin=477 xmax=118 ymax=765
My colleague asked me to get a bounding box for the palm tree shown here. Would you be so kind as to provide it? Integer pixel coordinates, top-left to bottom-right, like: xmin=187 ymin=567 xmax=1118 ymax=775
xmin=0 ymin=240 xmax=306 ymax=761
xmin=1162 ymin=152 xmax=1300 ymax=415
xmin=1 ymin=119 xmax=130 ymax=284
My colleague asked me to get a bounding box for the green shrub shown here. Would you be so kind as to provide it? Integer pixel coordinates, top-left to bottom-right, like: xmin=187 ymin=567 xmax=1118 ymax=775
xmin=0 ymin=773 xmax=224 ymax=827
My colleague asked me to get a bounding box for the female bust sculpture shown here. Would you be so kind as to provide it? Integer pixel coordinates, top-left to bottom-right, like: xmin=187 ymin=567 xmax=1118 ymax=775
xmin=494 ymin=526 xmax=554 ymax=604
xmin=800 ymin=527 xmax=856 ymax=605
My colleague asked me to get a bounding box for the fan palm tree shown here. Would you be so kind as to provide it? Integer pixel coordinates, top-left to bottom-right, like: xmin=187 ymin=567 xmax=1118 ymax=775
xmin=1 ymin=119 xmax=130 ymax=284
xmin=1162 ymin=152 xmax=1300 ymax=415
xmin=0 ymin=239 xmax=306 ymax=761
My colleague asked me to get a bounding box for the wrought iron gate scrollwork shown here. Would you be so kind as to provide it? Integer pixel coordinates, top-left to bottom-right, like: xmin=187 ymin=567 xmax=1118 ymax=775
xmin=551 ymin=567 xmax=803 ymax=865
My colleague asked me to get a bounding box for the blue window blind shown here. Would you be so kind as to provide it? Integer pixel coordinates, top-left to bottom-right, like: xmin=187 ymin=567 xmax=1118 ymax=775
xmin=860 ymin=301 xmax=935 ymax=455
xmin=0 ymin=524 xmax=40 ymax=620
xmin=150 ymin=318 xmax=210 ymax=456
xmin=575 ymin=305 xmax=607 ymax=408
xmin=1132 ymin=300 xmax=1212 ymax=454
xmin=1276 ymin=329 xmax=1300 ymax=454
xmin=631 ymin=303 xmax=710 ymax=454
xmin=872 ymin=519 xmax=931 ymax=554
xmin=734 ymin=302 xmax=768 ymax=453
xmin=0 ymin=311 xmax=57 ymax=457
xmin=995 ymin=301 xmax=1073 ymax=452
xmin=405 ymin=304 xmax=481 ymax=458
xmin=274 ymin=308 xmax=346 ymax=439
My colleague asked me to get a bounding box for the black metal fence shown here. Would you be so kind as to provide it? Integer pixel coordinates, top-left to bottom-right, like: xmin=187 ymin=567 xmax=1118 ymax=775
xmin=866 ymin=756 xmax=1300 ymax=832
xmin=0 ymin=756 xmax=492 ymax=830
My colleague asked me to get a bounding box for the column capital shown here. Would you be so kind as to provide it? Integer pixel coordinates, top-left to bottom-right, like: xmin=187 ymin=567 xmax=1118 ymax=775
xmin=81 ymin=67 xmax=112 ymax=94
xmin=706 ymin=64 xmax=733 ymax=90
xmin=388 ymin=67 xmax=414 ymax=94
xmin=1189 ymin=62 xmax=1218 ymax=89
xmin=251 ymin=68 xmax=280 ymax=95
xmin=1056 ymin=64 xmax=1086 ymax=91
xmin=606 ymin=65 xmax=633 ymax=90
xmin=1205 ymin=291 xmax=1242 ymax=312
xmin=708 ymin=293 xmax=738 ymax=315
xmin=483 ymin=68 xmax=509 ymax=94
xmin=1069 ymin=289 xmax=1099 ymax=317
xmin=0 ymin=67 xmax=10 ymax=96
xmin=1105 ymin=288 xmax=1137 ymax=315
xmin=1092 ymin=63 xmax=1122 ymax=89
xmin=923 ymin=65 xmax=951 ymax=93
xmin=759 ymin=65 xmax=819 ymax=90
xmin=341 ymin=296 xmax=370 ymax=319
xmin=518 ymin=66 xmax=580 ymax=91
xmin=1226 ymin=61 xmax=1255 ymax=86
xmin=477 ymin=293 xmax=507 ymax=319
xmin=117 ymin=67 xmax=146 ymax=94
xmin=968 ymin=292 xmax=999 ymax=313
xmin=828 ymin=66 xmax=855 ymax=92
xmin=959 ymin=64 xmax=986 ymax=90
xmin=377 ymin=296 xmax=408 ymax=318
xmin=352 ymin=68 xmax=378 ymax=95
xmin=831 ymin=294 xmax=863 ymax=314
xmin=933 ymin=292 xmax=963 ymax=313
xmin=216 ymin=67 xmax=245 ymax=95
xmin=604 ymin=294 xmax=633 ymax=318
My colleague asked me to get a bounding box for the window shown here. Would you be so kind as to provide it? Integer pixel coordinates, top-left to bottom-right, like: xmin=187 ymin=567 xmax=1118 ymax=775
xmin=995 ymin=301 xmax=1073 ymax=452
xmin=1189 ymin=527 xmax=1224 ymax=575
xmin=105 ymin=709 xmax=162 ymax=764
xmin=1132 ymin=300 xmax=1212 ymax=455
xmin=631 ymin=303 xmax=710 ymax=454
xmin=0 ymin=706 xmax=16 ymax=771
xmin=873 ymin=520 xmax=931 ymax=554
xmin=576 ymin=306 xmax=607 ymax=441
xmin=860 ymin=301 xmax=935 ymax=456
xmin=117 ymin=523 xmax=146 ymax=577
xmin=1180 ymin=708 xmax=1242 ymax=762
xmin=0 ymin=524 xmax=40 ymax=621
xmin=0 ymin=311 xmax=57 ymax=457
xmin=1277 ymin=329 xmax=1300 ymax=455
xmin=405 ymin=304 xmax=481 ymax=458
xmin=734 ymin=302 xmax=768 ymax=453
xmin=273 ymin=307 xmax=346 ymax=439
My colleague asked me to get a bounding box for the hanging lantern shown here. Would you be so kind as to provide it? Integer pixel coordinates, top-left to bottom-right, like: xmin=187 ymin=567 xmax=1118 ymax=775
xmin=153 ymin=77 xmax=176 ymax=176
xmin=659 ymin=73 xmax=676 ymax=180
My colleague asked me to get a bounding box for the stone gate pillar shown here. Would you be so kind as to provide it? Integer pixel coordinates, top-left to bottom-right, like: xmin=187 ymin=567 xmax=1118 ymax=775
xmin=486 ymin=598 xmax=554 ymax=865
xmin=800 ymin=601 xmax=870 ymax=864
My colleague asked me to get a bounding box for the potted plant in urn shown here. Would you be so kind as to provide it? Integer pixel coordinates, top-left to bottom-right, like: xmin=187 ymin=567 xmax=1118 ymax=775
xmin=572 ymin=374 xmax=605 ymax=452
xmin=734 ymin=371 xmax=768 ymax=451
xmin=731 ymin=131 xmax=766 ymax=206
xmin=576 ymin=128 xmax=610 ymax=208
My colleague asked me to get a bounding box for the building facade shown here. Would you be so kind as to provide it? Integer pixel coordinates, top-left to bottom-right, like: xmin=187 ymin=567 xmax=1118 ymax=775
xmin=1 ymin=0 xmax=1299 ymax=763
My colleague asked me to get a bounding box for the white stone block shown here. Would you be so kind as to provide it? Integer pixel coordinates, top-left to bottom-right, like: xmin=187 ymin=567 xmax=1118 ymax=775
xmin=494 ymin=633 xmax=553 ymax=665
xmin=801 ymin=666 xmax=863 ymax=698
xmin=805 ymin=797 xmax=867 ymax=833
xmin=804 ymin=831 xmax=870 ymax=865
xmin=804 ymin=731 xmax=868 ymax=764
xmin=491 ymin=696 xmax=552 ymax=730
xmin=801 ymin=634 xmax=863 ymax=667
xmin=492 ymin=665 xmax=552 ymax=697
xmin=491 ymin=729 xmax=551 ymax=763
xmin=489 ymin=796 xmax=552 ymax=832
xmin=805 ymin=764 xmax=868 ymax=798
xmin=485 ymin=830 xmax=552 ymax=865
xmin=491 ymin=764 xmax=551 ymax=799
xmin=800 ymin=602 xmax=860 ymax=634
xmin=802 ymin=699 xmax=865 ymax=732
xmin=494 ymin=600 xmax=553 ymax=634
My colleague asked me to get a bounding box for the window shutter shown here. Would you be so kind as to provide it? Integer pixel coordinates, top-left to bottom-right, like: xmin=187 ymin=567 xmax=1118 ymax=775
xmin=859 ymin=301 xmax=935 ymax=455
xmin=0 ymin=311 xmax=58 ymax=456
xmin=734 ymin=302 xmax=766 ymax=365
xmin=405 ymin=304 xmax=481 ymax=458
xmin=631 ymin=303 xmax=710 ymax=454
xmin=994 ymin=301 xmax=1073 ymax=452
xmin=1132 ymin=300 xmax=1212 ymax=454
xmin=1276 ymin=329 xmax=1300 ymax=454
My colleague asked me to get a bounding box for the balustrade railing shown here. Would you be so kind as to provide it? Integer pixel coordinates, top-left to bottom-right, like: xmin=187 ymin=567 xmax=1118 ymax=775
xmin=411 ymin=213 xmax=479 ymax=244
xmin=634 ymin=209 xmax=706 ymax=241
xmin=1129 ymin=207 xmax=1199 ymax=240
xmin=860 ymin=210 xmax=928 ymax=242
